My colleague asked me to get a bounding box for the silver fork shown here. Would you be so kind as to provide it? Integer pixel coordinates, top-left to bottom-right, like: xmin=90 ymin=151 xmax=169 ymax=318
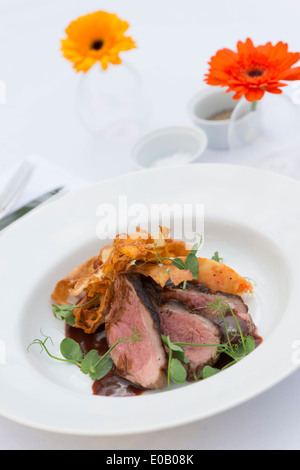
xmin=0 ymin=160 xmax=35 ymax=219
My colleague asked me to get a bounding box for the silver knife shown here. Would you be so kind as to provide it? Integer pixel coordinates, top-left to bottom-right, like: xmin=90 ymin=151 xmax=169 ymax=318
xmin=0 ymin=186 xmax=66 ymax=231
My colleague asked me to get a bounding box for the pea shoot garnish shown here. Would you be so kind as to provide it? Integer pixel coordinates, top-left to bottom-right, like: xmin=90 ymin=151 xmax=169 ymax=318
xmin=27 ymin=327 xmax=143 ymax=382
xmin=33 ymin=243 xmax=257 ymax=392
xmin=142 ymin=233 xmax=203 ymax=290
xmin=161 ymin=334 xmax=190 ymax=389
xmin=172 ymin=235 xmax=202 ymax=289
xmin=51 ymin=293 xmax=100 ymax=326
xmin=211 ymin=251 xmax=223 ymax=262
xmin=161 ymin=298 xmax=256 ymax=388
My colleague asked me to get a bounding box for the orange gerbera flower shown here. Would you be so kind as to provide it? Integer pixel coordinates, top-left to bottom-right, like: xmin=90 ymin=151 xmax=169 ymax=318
xmin=205 ymin=38 xmax=300 ymax=102
xmin=61 ymin=11 xmax=136 ymax=72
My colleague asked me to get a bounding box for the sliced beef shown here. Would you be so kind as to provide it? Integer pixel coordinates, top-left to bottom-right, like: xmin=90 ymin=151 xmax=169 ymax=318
xmin=157 ymin=300 xmax=221 ymax=380
xmin=140 ymin=274 xmax=163 ymax=307
xmin=105 ymin=274 xmax=167 ymax=390
xmin=160 ymin=282 xmax=254 ymax=343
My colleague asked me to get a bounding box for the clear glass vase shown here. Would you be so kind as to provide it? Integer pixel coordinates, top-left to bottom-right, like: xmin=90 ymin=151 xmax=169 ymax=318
xmin=228 ymin=97 xmax=261 ymax=149
xmin=76 ymin=62 xmax=147 ymax=146
xmin=228 ymin=92 xmax=300 ymax=178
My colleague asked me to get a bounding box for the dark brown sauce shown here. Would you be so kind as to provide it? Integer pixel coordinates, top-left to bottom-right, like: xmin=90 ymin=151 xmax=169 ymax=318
xmin=65 ymin=325 xmax=263 ymax=396
xmin=65 ymin=324 xmax=146 ymax=397
xmin=214 ymin=329 xmax=263 ymax=370
xmin=92 ymin=369 xmax=146 ymax=397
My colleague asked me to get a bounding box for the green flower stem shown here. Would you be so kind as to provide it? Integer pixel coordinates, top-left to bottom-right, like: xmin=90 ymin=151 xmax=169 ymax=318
xmin=251 ymin=100 xmax=257 ymax=112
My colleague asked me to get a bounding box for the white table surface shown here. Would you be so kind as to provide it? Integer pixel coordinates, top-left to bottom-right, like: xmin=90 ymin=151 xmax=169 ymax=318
xmin=1 ymin=0 xmax=300 ymax=450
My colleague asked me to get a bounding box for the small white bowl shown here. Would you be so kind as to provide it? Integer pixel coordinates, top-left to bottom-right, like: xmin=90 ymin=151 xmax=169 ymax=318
xmin=130 ymin=126 xmax=208 ymax=169
xmin=187 ymin=88 xmax=252 ymax=150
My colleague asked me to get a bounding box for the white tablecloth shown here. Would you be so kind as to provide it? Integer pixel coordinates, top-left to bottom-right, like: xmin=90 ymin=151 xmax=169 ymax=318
xmin=1 ymin=0 xmax=300 ymax=450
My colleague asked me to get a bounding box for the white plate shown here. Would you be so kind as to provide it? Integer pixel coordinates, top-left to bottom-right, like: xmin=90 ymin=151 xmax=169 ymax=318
xmin=1 ymin=163 xmax=300 ymax=436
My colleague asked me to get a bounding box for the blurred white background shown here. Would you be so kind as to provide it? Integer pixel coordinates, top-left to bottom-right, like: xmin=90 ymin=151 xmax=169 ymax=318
xmin=1 ymin=0 xmax=300 ymax=179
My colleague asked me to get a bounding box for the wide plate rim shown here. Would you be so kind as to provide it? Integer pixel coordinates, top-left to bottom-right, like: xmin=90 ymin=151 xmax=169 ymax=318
xmin=1 ymin=163 xmax=300 ymax=435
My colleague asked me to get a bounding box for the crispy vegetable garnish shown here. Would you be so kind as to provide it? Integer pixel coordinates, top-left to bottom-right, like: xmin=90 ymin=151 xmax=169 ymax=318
xmin=135 ymin=261 xmax=193 ymax=287
xmin=195 ymin=257 xmax=253 ymax=296
xmin=51 ymin=227 xmax=252 ymax=333
xmin=73 ymin=285 xmax=113 ymax=332
xmin=51 ymin=256 xmax=98 ymax=305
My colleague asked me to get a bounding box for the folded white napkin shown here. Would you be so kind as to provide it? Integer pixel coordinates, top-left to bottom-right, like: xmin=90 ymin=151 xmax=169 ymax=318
xmin=0 ymin=154 xmax=88 ymax=214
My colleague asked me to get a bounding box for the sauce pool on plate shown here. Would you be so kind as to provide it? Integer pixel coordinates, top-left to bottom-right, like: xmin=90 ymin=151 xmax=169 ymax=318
xmin=65 ymin=324 xmax=146 ymax=397
xmin=65 ymin=324 xmax=263 ymax=396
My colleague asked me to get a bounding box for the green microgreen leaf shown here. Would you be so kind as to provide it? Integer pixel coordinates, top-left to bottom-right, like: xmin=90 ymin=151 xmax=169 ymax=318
xmin=80 ymin=350 xmax=114 ymax=380
xmin=80 ymin=349 xmax=100 ymax=375
xmin=27 ymin=331 xmax=82 ymax=366
xmin=140 ymin=233 xmax=203 ymax=291
xmin=171 ymin=258 xmax=186 ymax=270
xmin=173 ymin=347 xmax=190 ymax=364
xmin=233 ymin=336 xmax=256 ymax=359
xmin=54 ymin=308 xmax=76 ymax=326
xmin=169 ymin=358 xmax=187 ymax=384
xmin=201 ymin=366 xmax=220 ymax=379
xmin=60 ymin=337 xmax=83 ymax=364
xmin=211 ymin=251 xmax=223 ymax=262
xmin=184 ymin=252 xmax=200 ymax=280
xmin=90 ymin=356 xmax=113 ymax=381
xmin=190 ymin=235 xmax=202 ymax=255
xmin=244 ymin=336 xmax=256 ymax=354
xmin=162 ymin=295 xmax=257 ymax=388
xmin=161 ymin=335 xmax=190 ymax=364
xmin=28 ymin=327 xmax=143 ymax=384
xmin=52 ymin=294 xmax=100 ymax=326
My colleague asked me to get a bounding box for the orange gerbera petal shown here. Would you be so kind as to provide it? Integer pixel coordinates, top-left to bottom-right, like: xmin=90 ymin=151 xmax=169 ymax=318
xmin=61 ymin=11 xmax=136 ymax=72
xmin=205 ymin=38 xmax=300 ymax=102
xmin=244 ymin=88 xmax=265 ymax=102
